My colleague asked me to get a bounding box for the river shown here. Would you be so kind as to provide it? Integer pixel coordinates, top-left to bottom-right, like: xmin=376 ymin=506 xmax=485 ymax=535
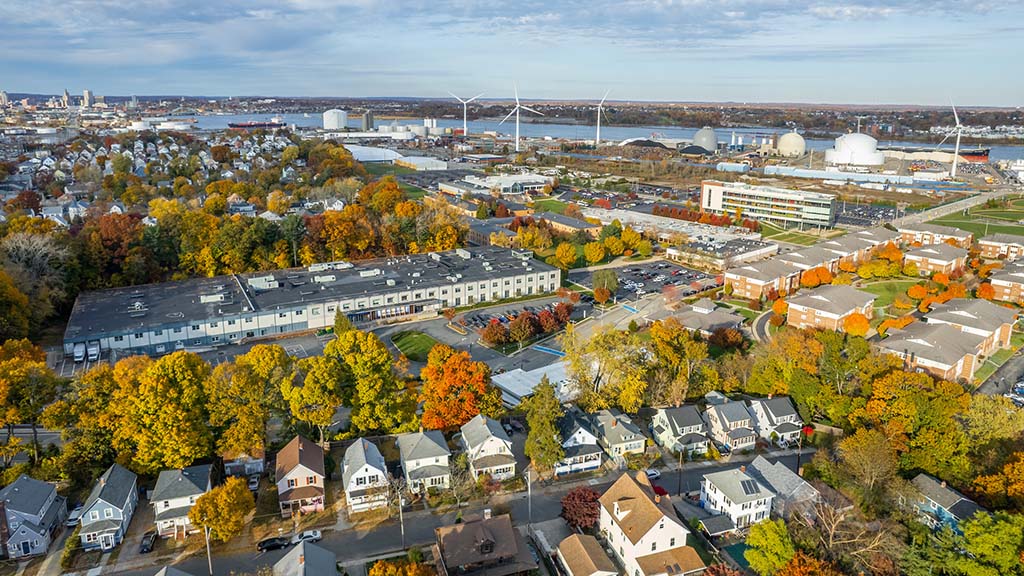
xmin=191 ymin=113 xmax=1024 ymax=161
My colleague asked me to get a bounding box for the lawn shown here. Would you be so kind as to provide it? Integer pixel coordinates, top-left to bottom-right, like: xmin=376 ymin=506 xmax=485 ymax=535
xmin=398 ymin=181 xmax=429 ymax=200
xmin=758 ymin=222 xmax=822 ymax=246
xmin=533 ymin=198 xmax=568 ymax=214
xmin=859 ymin=279 xmax=920 ymax=308
xmin=365 ymin=163 xmax=416 ymax=176
xmin=930 ymin=200 xmax=1024 ymax=238
xmin=391 ymin=331 xmax=440 ymax=362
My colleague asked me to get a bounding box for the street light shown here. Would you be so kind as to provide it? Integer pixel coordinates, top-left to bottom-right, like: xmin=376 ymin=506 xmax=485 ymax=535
xmin=524 ymin=468 xmax=533 ymax=527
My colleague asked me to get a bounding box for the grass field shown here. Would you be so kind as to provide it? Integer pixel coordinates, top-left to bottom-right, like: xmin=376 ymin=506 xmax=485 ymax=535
xmin=533 ymin=198 xmax=568 ymax=214
xmin=929 ymin=197 xmax=1024 ymax=238
xmin=759 ymin=222 xmax=824 ymax=246
xmin=365 ymin=163 xmax=416 ymax=176
xmin=860 ymin=279 xmax=919 ymax=308
xmin=391 ymin=331 xmax=440 ymax=362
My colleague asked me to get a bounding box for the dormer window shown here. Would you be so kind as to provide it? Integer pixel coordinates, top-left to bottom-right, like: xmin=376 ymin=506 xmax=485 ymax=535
xmin=480 ymin=540 xmax=494 ymax=555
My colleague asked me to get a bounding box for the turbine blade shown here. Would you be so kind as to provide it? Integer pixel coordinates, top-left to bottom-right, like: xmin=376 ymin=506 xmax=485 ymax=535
xmin=514 ymin=83 xmax=519 ymax=105
xmin=466 ymin=92 xmax=485 ymax=104
xmin=521 ymin=105 xmax=544 ymax=116
xmin=499 ymin=107 xmax=518 ymax=125
xmin=934 ymin=131 xmax=952 ymax=151
xmin=448 ymin=91 xmax=465 ymax=104
xmin=599 ymin=89 xmax=610 ymax=107
xmin=950 ymin=99 xmax=960 ymax=127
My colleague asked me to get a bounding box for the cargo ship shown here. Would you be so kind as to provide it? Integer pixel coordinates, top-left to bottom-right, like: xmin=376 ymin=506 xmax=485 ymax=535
xmin=879 ymin=145 xmax=990 ymax=163
xmin=228 ymin=117 xmax=285 ymax=130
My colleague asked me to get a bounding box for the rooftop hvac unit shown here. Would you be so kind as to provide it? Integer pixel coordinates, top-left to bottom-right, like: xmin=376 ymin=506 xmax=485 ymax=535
xmin=411 ymin=272 xmax=421 ymax=277
xmin=313 ymin=275 xmax=337 ymax=283
xmin=455 ymin=248 xmax=471 ymax=259
xmin=359 ymin=269 xmax=381 ymax=278
xmin=386 ymin=279 xmax=396 ymax=286
xmin=200 ymin=293 xmax=225 ymax=304
xmin=308 ymin=263 xmax=330 ymax=272
xmin=429 ymin=252 xmax=441 ymax=261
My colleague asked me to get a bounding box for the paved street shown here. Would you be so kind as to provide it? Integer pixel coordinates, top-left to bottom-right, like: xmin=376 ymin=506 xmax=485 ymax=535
xmin=108 ymin=453 xmax=807 ymax=576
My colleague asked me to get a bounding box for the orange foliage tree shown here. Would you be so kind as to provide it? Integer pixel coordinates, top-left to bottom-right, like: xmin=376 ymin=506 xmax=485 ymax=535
xmin=878 ymin=315 xmax=915 ymax=336
xmin=419 ymin=344 xmax=503 ymax=430
xmin=776 ymin=553 xmax=844 ymax=576
xmin=933 ymin=272 xmax=950 ymax=286
xmin=977 ymin=282 xmax=996 ymax=300
xmin=843 ymin=313 xmax=870 ymax=337
xmin=838 ymin=259 xmax=858 ymax=273
xmin=772 ymin=298 xmax=789 ymax=316
xmin=907 ymin=284 xmax=928 ymax=300
xmin=875 ymin=242 xmax=904 ymax=262
xmin=978 ymin=262 xmax=1003 ymax=278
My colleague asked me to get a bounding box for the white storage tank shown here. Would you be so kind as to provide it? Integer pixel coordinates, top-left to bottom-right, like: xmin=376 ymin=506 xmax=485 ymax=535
xmin=323 ymin=109 xmax=347 ymax=130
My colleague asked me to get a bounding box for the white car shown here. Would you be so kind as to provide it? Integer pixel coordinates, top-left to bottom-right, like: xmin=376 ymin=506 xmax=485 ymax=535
xmin=66 ymin=505 xmax=84 ymax=527
xmin=645 ymin=469 xmax=661 ymax=480
xmin=290 ymin=530 xmax=322 ymax=545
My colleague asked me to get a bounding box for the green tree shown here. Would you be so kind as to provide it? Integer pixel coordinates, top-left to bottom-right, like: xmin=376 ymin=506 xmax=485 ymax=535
xmin=326 ymin=330 xmax=416 ymax=434
xmin=283 ymin=356 xmax=344 ymax=443
xmin=591 ymin=269 xmax=619 ymax=294
xmin=955 ymin=512 xmax=1024 ymax=576
xmin=334 ymin=310 xmax=356 ymax=335
xmin=636 ymin=239 xmax=653 ymax=257
xmin=745 ymin=519 xmax=796 ymax=576
xmin=522 ymin=377 xmax=564 ymax=473
xmin=188 ymin=476 xmax=255 ymax=543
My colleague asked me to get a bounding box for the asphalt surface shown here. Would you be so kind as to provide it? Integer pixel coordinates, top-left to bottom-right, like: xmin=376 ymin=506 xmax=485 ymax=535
xmin=110 ymin=453 xmax=807 ymax=576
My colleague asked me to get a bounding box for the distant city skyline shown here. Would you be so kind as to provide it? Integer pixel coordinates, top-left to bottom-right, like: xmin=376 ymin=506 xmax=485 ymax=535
xmin=1 ymin=0 xmax=1022 ymax=107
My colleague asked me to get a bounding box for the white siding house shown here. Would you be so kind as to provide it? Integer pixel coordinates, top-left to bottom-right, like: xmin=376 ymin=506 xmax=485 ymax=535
xmin=151 ymin=465 xmax=212 ymax=538
xmin=342 ymin=439 xmax=389 ymax=513
xmin=460 ymin=415 xmax=516 ymax=481
xmin=746 ymin=397 xmax=803 ymax=446
xmin=397 ymin=431 xmax=451 ymax=493
xmin=700 ymin=468 xmax=773 ymax=529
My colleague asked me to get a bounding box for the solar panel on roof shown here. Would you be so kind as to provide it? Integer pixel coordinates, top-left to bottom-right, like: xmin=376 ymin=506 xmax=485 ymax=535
xmin=740 ymin=479 xmax=760 ymax=495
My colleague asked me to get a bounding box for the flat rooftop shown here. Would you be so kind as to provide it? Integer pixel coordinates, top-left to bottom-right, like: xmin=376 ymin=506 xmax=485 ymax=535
xmin=65 ymin=247 xmax=553 ymax=340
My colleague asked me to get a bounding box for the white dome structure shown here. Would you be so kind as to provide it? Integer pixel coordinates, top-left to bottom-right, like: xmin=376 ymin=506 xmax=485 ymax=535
xmin=777 ymin=130 xmax=806 ymax=157
xmin=323 ymin=109 xmax=348 ymax=130
xmin=692 ymin=127 xmax=719 ymax=153
xmin=825 ymin=132 xmax=884 ymax=166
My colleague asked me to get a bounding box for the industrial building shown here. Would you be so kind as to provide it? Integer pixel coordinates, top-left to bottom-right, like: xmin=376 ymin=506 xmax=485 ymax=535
xmin=63 ymin=248 xmax=559 ymax=357
xmin=322 ymin=109 xmax=348 ymax=130
xmin=700 ymin=180 xmax=837 ymax=228
xmin=824 ymin=133 xmax=885 ymax=166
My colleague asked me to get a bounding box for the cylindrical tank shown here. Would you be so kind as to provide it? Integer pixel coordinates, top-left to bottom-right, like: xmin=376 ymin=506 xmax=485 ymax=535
xmin=323 ymin=109 xmax=348 ymax=130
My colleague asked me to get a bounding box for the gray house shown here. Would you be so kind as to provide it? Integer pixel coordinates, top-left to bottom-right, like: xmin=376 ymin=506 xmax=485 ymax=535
xmin=650 ymin=405 xmax=709 ymax=456
xmin=397 ymin=430 xmax=451 ymax=493
xmin=583 ymin=409 xmax=646 ymax=463
xmin=80 ymin=464 xmax=138 ymax=551
xmin=273 ymin=541 xmax=337 ymax=576
xmin=0 ymin=474 xmax=67 ymax=559
xmin=151 ymin=464 xmax=212 ymax=538
xmin=747 ymin=456 xmax=819 ymax=519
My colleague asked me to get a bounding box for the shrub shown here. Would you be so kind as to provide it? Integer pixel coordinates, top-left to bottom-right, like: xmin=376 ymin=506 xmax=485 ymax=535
xmin=769 ymin=313 xmax=785 ymax=327
xmin=61 ymin=527 xmax=81 ymax=570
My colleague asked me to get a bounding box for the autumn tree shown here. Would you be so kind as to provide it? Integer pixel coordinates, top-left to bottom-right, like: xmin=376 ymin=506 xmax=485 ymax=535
xmin=508 ymin=312 xmax=538 ymax=348
xmin=745 ymin=519 xmax=796 ymax=576
xmin=593 ymin=286 xmax=612 ymax=305
xmin=480 ymin=320 xmax=509 ymax=346
xmin=876 ymin=242 xmax=903 ymax=262
xmin=419 ymin=345 xmax=502 ymax=430
xmin=523 ymin=376 xmax=564 ymax=473
xmin=842 ymin=313 xmax=870 ymax=337
xmin=551 ymin=242 xmax=576 ymax=270
xmin=977 ymin=282 xmax=995 ymax=300
xmin=188 ymin=476 xmax=255 ymax=543
xmin=838 ymin=428 xmax=898 ymax=503
xmin=326 ymin=329 xmax=416 ymax=434
xmin=648 ymin=318 xmax=717 ymax=405
xmin=748 ymin=329 xmax=823 ymax=396
xmin=282 ymin=355 xmax=344 ymax=443
xmin=592 ymin=269 xmax=619 ymax=294
xmin=704 ymin=566 xmax=743 ymax=576
xmin=772 ymin=298 xmax=788 ymax=316
xmin=110 ymin=352 xmax=213 ymax=473
xmin=561 ymin=487 xmax=601 ymax=529
xmin=41 ymin=363 xmax=119 ymax=484
xmin=583 ymin=241 xmax=606 ymax=265
xmin=776 ymin=553 xmax=843 ymax=576
xmin=0 ymin=349 xmax=59 ymax=462
xmin=0 ymin=271 xmax=29 ymax=340
xmin=563 ymin=324 xmax=648 ymax=412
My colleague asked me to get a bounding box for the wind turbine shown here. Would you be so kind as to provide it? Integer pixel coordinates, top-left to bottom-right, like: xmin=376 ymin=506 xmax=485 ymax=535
xmin=448 ymin=91 xmax=484 ymax=137
xmin=932 ymin=100 xmax=964 ymax=179
xmin=499 ymin=83 xmax=544 ymax=152
xmin=595 ymin=90 xmax=610 ymax=147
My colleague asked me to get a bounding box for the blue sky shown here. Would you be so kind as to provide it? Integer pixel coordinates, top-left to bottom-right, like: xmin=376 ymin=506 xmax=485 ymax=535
xmin=1 ymin=0 xmax=1021 ymax=106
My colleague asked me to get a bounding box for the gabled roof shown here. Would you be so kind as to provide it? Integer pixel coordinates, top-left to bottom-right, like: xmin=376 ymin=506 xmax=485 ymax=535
xmin=275 ymin=436 xmax=325 ymax=480
xmin=708 ymin=401 xmax=750 ymax=426
xmin=898 ymin=223 xmax=971 ymax=239
xmin=436 ymin=513 xmax=534 ymax=570
xmin=980 ymin=232 xmax=1024 ymax=246
xmin=397 ymin=430 xmax=450 ymax=463
xmin=0 ymin=474 xmax=56 ymax=516
xmin=83 ymin=464 xmax=137 ymax=511
xmin=152 ymin=465 xmax=212 ymax=502
xmin=273 ymin=541 xmax=336 ymax=576
xmin=598 ymin=472 xmax=678 ymax=545
xmin=702 ymin=468 xmax=772 ymax=504
xmin=725 ymin=259 xmax=801 ymax=282
xmin=586 ymin=409 xmax=644 ymax=446
xmin=558 ymin=406 xmax=594 ymax=442
xmin=749 ymin=397 xmax=799 ymax=426
xmin=926 ymin=298 xmax=1018 ymax=334
xmin=558 ymin=534 xmax=617 ymax=576
xmin=786 ymin=285 xmax=876 ymax=316
xmin=912 ymin=473 xmax=985 ymax=522
xmin=747 ymin=456 xmax=817 ymax=502
xmin=636 ymin=546 xmax=706 ymax=576
xmin=657 ymin=406 xmax=705 ymax=436
xmin=461 ymin=414 xmax=510 ymax=450
xmin=342 ymin=439 xmax=386 ymax=487
xmin=877 ymin=322 xmax=986 ymax=368
xmin=905 ymin=243 xmax=967 ymax=262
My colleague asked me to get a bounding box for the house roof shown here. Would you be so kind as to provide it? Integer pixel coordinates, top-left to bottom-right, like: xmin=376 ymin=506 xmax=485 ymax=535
xmin=276 ymin=436 xmax=325 ymax=481
xmin=83 ymin=464 xmax=136 ymax=511
xmin=657 ymin=406 xmax=705 ymax=437
xmin=473 ymin=454 xmax=517 ymax=470
xmin=980 ymin=233 xmax=1024 ymax=246
xmin=726 ymin=259 xmax=801 ymax=283
xmin=342 ymin=439 xmax=386 ymax=487
xmin=558 ymin=406 xmax=591 ymax=441
xmin=598 ymin=472 xmax=678 ymax=545
xmin=786 ymin=285 xmax=876 ymax=316
xmin=273 ymin=541 xmax=336 ymax=576
xmin=905 ymin=243 xmax=967 ymax=262
xmin=0 ymin=474 xmax=56 ymax=516
xmin=749 ymin=397 xmax=799 ymax=427
xmin=436 ymin=513 xmax=536 ymax=571
xmin=747 ymin=456 xmax=817 ymax=502
xmin=702 ymin=468 xmax=772 ymax=505
xmin=708 ymin=402 xmax=750 ymax=426
xmin=636 ymin=546 xmax=706 ymax=576
xmin=461 ymin=414 xmax=510 ymax=450
xmin=675 ymin=307 xmax=743 ymax=334
xmin=912 ymin=473 xmax=985 ymax=521
xmin=558 ymin=534 xmax=617 ymax=576
xmin=152 ymin=465 xmax=212 ymax=502
xmin=79 ymin=519 xmax=123 ymax=536
xmin=699 ymin=514 xmax=736 ymax=536
xmin=877 ymin=322 xmax=986 ymax=368
xmin=587 ymin=409 xmax=644 ymax=446
xmin=535 ymin=211 xmax=598 ymax=231
xmin=397 ymin=430 xmax=450 ymax=463
xmin=926 ymin=298 xmax=1018 ymax=334
xmin=899 ymin=223 xmax=971 ymax=239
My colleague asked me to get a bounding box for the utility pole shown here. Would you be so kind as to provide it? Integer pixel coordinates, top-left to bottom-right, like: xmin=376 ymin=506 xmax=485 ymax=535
xmin=204 ymin=526 xmax=213 ymax=576
xmin=399 ymin=495 xmax=406 ymax=550
xmin=676 ymin=450 xmax=684 ymax=496
xmin=525 ymin=468 xmax=533 ymax=526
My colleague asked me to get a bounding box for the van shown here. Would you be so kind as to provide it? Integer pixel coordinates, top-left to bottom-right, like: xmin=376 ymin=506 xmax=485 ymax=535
xmin=86 ymin=341 xmax=100 ymax=362
xmin=73 ymin=343 xmax=86 ymax=363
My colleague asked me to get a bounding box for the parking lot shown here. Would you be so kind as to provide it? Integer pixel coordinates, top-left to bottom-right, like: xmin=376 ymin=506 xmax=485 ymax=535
xmin=568 ymin=260 xmax=714 ymax=302
xmin=835 ymin=203 xmax=897 ymax=227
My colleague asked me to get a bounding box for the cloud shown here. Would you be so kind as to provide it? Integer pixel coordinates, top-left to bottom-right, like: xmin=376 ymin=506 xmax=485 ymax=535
xmin=808 ymin=4 xmax=896 ymax=19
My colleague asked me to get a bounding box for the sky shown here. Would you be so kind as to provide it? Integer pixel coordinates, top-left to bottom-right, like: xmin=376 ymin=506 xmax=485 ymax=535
xmin=1 ymin=0 xmax=1022 ymax=106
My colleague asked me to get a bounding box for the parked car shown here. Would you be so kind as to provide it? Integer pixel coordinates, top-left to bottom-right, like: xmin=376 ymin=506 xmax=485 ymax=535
xmin=257 ymin=537 xmax=291 ymax=552
xmin=645 ymin=469 xmax=661 ymax=480
xmin=290 ymin=530 xmax=322 ymax=545
xmin=247 ymin=474 xmax=260 ymax=492
xmin=139 ymin=531 xmax=157 ymax=554
xmin=65 ymin=505 xmax=83 ymax=527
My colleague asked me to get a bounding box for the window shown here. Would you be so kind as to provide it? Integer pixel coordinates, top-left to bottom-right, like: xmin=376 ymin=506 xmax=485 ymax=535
xmin=279 ymin=313 xmax=287 ymax=318
xmin=173 ymin=327 xmax=182 ymax=333
xmin=295 ymin=310 xmax=303 ymax=315
xmin=104 ymin=508 xmax=113 ymax=518
xmin=154 ymin=329 xmax=163 ymax=336
xmin=162 ymin=501 xmax=170 ymax=509
xmin=670 ymin=537 xmax=676 ymax=547
xmin=312 ymin=307 xmax=321 ymax=315
xmin=306 ymin=476 xmax=316 ymax=485
xmin=227 ymin=320 xmax=235 ymax=326
xmin=90 ymin=511 xmax=99 ymax=520
xmin=651 ymin=542 xmax=657 ymax=552
xmin=85 ymin=533 xmax=97 ymax=543
xmin=134 ymin=333 xmax=143 ymax=338
xmin=191 ymin=325 xmax=200 ymax=330
xmin=210 ymin=322 xmax=218 ymax=328
xmin=287 ymin=478 xmax=297 ymax=488
xmin=113 ymin=336 xmax=124 ymax=342
xmin=356 ymin=477 xmax=366 ymax=486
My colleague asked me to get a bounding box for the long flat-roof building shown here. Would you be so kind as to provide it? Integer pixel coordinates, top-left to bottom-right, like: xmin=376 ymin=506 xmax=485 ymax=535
xmin=64 ymin=247 xmax=558 ymax=357
xmin=700 ymin=180 xmax=837 ymax=228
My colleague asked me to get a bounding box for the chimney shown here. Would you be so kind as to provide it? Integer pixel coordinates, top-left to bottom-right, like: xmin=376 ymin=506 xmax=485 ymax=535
xmin=612 ymin=419 xmax=618 ymax=428
xmin=740 ymin=465 xmax=746 ymax=473
xmin=940 ymin=480 xmax=947 ymax=488
xmin=767 ymin=393 xmax=772 ymax=400
xmin=298 ymin=554 xmax=305 ymax=565
xmin=483 ymin=508 xmax=492 ymax=520
xmin=655 ymin=494 xmax=661 ymax=503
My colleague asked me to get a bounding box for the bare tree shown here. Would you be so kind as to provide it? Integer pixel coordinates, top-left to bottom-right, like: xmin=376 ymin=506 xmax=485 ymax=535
xmin=795 ymin=496 xmax=901 ymax=573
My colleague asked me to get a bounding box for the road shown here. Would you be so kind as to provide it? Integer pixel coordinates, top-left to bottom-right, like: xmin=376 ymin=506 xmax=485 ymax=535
xmin=110 ymin=454 xmax=806 ymax=576
xmin=751 ymin=310 xmax=772 ymax=343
